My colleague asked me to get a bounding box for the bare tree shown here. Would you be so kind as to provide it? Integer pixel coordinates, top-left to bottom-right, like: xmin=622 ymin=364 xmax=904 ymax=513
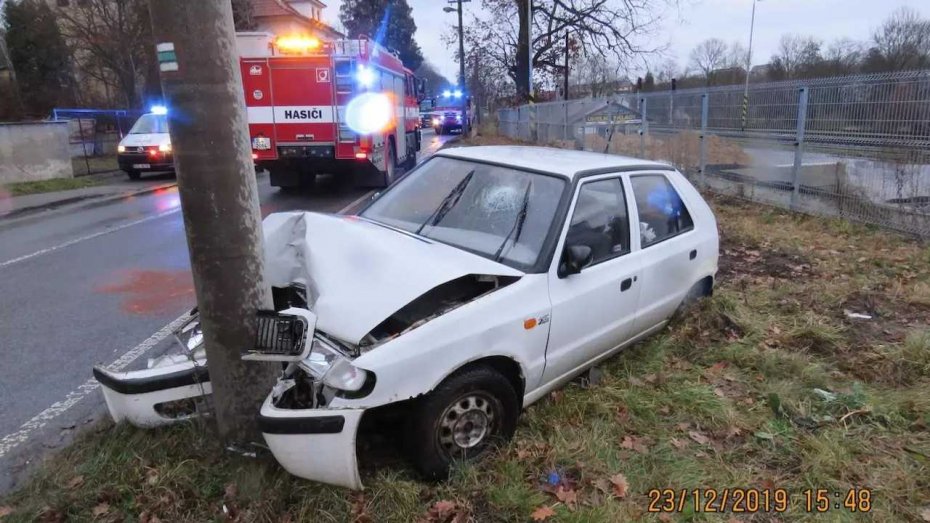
xmin=821 ymin=38 xmax=864 ymax=76
xmin=727 ymin=41 xmax=748 ymax=69
xmin=769 ymin=34 xmax=822 ymax=80
xmin=569 ymin=52 xmax=624 ymax=98
xmin=689 ymin=38 xmax=727 ymax=79
xmin=869 ymin=7 xmax=930 ymax=71
xmin=55 ymin=0 xmax=154 ymax=107
xmin=461 ymin=0 xmax=671 ymax=102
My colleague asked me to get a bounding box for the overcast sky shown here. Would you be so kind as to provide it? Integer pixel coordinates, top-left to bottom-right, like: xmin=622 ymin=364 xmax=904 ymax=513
xmin=324 ymin=0 xmax=928 ymax=81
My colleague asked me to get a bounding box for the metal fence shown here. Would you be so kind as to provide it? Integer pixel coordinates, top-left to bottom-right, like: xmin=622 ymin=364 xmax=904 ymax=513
xmin=498 ymin=70 xmax=930 ymax=238
xmin=51 ymin=108 xmax=145 ymax=176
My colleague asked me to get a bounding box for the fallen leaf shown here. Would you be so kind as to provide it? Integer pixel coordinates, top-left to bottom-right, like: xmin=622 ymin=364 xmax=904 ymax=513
xmin=145 ymin=469 xmax=159 ymax=486
xmin=530 ymin=505 xmax=556 ymax=521
xmin=658 ymin=406 xmax=671 ymax=415
xmin=609 ymin=474 xmax=629 ymax=498
xmin=755 ymin=431 xmax=775 ymax=441
xmin=670 ymin=437 xmax=688 ymax=449
xmin=688 ymin=431 xmax=710 ymax=445
xmin=628 ymin=377 xmax=645 ymax=386
xmin=555 ymin=487 xmax=578 ymax=509
xmin=658 ymin=514 xmax=674 ymax=522
xmin=713 ymin=387 xmax=726 ymax=397
xmin=549 ymin=390 xmax=564 ymax=402
xmin=67 ymin=476 xmax=84 ymax=489
xmin=643 ymin=373 xmax=658 ymax=384
xmin=431 ymin=500 xmax=457 ymax=517
xmin=224 ymin=483 xmax=238 ymax=500
xmin=0 ymin=506 xmax=12 ymax=519
xmin=592 ymin=478 xmax=611 ymax=494
xmin=919 ymin=507 xmax=930 ymax=522
xmin=615 ymin=406 xmax=630 ymax=423
xmin=675 ymin=422 xmax=690 ymax=431
xmin=92 ymin=502 xmax=109 ymax=517
xmin=620 ymin=436 xmax=635 ymax=450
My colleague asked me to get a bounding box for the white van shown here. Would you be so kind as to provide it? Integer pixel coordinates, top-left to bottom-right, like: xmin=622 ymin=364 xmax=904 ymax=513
xmin=117 ymin=107 xmax=173 ymax=180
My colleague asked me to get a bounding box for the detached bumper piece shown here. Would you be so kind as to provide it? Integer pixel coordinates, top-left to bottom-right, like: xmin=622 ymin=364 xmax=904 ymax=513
xmin=259 ymin=394 xmax=365 ymax=490
xmin=93 ymin=361 xmax=211 ymax=427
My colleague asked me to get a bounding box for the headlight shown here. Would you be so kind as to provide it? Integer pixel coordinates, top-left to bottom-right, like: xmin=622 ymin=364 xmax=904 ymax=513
xmin=300 ymin=337 xmax=369 ymax=392
xmin=432 ymin=118 xmax=440 ymax=126
xmin=159 ymin=143 xmax=172 ymax=152
xmin=117 ymin=145 xmax=126 ymax=153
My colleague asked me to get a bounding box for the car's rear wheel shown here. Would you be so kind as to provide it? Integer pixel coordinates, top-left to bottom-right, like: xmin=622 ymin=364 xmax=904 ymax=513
xmin=406 ymin=366 xmax=519 ymax=480
xmin=125 ymin=170 xmax=141 ymax=180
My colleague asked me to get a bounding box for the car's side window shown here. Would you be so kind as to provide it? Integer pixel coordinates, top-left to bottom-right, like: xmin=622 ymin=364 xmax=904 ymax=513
xmin=630 ymin=174 xmax=694 ymax=247
xmin=564 ymin=178 xmax=630 ymax=267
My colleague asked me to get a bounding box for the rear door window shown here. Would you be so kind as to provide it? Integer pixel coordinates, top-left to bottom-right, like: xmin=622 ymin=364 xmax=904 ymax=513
xmin=630 ymin=174 xmax=694 ymax=247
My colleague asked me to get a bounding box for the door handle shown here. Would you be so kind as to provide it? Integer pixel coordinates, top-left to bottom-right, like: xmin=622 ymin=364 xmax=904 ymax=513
xmin=689 ymin=249 xmax=697 ymax=260
xmin=620 ymin=278 xmax=633 ymax=291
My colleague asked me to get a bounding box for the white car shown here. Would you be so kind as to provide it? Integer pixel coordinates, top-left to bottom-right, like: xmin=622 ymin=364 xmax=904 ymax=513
xmin=117 ymin=108 xmax=173 ymax=180
xmin=94 ymin=146 xmax=718 ymax=490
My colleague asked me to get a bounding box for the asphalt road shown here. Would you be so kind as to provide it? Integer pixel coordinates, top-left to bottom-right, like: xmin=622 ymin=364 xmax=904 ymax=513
xmin=0 ymin=129 xmax=456 ymax=493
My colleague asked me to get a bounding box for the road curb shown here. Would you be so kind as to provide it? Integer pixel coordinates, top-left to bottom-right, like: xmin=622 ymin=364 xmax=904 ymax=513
xmin=0 ymin=182 xmax=179 ymax=230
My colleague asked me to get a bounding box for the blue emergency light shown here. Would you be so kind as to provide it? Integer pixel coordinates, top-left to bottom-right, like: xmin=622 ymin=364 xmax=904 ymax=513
xmin=150 ymin=105 xmax=168 ymax=115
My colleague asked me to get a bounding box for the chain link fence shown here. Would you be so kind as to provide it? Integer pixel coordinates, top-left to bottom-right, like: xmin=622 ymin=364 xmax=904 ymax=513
xmin=498 ymin=70 xmax=930 ymax=238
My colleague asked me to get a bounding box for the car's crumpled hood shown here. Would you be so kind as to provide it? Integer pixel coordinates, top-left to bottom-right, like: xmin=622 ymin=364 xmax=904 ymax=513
xmin=263 ymin=212 xmax=523 ymax=345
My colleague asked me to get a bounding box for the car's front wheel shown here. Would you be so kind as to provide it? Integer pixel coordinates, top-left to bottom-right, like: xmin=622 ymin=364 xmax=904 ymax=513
xmin=406 ymin=366 xmax=519 ymax=480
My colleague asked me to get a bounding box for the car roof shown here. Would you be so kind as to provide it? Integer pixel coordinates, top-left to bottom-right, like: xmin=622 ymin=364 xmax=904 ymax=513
xmin=435 ymin=145 xmax=671 ymax=179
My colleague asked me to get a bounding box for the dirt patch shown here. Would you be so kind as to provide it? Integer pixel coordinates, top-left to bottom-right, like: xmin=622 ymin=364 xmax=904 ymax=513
xmin=96 ymin=269 xmax=194 ymax=315
xmin=717 ymin=233 xmax=813 ymax=282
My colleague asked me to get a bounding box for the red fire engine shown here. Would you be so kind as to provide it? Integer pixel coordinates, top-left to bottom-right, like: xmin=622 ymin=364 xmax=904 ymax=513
xmin=237 ymin=33 xmax=422 ymax=189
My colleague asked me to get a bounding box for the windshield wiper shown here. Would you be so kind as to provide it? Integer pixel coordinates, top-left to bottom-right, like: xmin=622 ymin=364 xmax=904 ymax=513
xmin=493 ymin=180 xmax=533 ymax=262
xmin=415 ymin=169 xmax=475 ymax=235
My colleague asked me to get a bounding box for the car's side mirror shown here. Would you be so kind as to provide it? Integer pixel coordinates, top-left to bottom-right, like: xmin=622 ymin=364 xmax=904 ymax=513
xmin=558 ymin=244 xmax=593 ymax=278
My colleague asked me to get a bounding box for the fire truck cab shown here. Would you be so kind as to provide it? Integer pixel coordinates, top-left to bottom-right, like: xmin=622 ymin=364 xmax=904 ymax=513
xmin=238 ymin=33 xmax=422 ymax=189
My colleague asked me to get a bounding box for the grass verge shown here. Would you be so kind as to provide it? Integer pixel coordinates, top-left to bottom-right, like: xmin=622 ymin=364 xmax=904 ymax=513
xmin=3 ymin=177 xmax=101 ymax=197
xmin=1 ymin=137 xmax=928 ymax=522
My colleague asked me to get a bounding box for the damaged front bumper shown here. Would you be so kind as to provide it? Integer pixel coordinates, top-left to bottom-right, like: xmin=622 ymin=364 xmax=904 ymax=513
xmin=93 ymin=359 xmax=211 ymax=427
xmin=258 ymin=394 xmax=365 ymax=490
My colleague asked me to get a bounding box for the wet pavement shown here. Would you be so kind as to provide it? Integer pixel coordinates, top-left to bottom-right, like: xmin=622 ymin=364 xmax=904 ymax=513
xmin=0 ymin=129 xmax=455 ymax=493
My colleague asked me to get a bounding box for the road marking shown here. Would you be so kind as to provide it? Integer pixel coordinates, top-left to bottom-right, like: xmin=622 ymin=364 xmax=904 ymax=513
xmin=339 ymin=190 xmax=376 ymax=214
xmin=0 ymin=189 xmax=371 ymax=458
xmin=0 ymin=314 xmax=190 ymax=458
xmin=0 ymin=209 xmax=181 ymax=269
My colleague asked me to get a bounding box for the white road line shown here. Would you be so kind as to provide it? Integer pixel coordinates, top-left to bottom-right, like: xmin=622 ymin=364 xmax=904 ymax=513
xmin=0 ymin=191 xmax=370 ymax=458
xmin=0 ymin=208 xmax=181 ymax=269
xmin=0 ymin=314 xmax=190 ymax=458
xmin=339 ymin=190 xmax=376 ymax=214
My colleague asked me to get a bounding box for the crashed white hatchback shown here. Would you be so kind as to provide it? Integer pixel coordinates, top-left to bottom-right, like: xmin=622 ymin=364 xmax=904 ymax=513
xmin=94 ymin=146 xmax=718 ymax=489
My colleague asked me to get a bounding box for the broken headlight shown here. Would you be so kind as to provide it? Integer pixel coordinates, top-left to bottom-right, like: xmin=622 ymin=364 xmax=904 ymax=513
xmin=300 ymin=337 xmax=369 ymax=392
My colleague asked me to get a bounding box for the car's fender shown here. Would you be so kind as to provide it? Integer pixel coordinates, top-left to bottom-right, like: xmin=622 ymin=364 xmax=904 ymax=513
xmin=328 ymin=273 xmax=551 ymax=409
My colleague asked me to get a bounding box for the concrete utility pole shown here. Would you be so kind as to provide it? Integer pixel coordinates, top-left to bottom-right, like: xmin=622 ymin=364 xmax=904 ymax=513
xmin=447 ymin=0 xmax=469 ymax=134
xmin=147 ymin=0 xmax=276 ymax=443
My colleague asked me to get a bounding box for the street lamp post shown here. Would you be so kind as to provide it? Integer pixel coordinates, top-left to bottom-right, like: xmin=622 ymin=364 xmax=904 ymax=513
xmin=445 ymin=0 xmax=470 ymax=134
xmin=741 ymin=0 xmax=759 ymax=130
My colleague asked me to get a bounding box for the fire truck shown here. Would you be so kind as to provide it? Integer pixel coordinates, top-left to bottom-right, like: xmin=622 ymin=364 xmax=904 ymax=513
xmin=237 ymin=33 xmax=422 ymax=189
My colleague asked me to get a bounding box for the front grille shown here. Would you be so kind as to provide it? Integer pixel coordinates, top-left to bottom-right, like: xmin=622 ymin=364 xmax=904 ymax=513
xmin=253 ymin=310 xmax=307 ymax=357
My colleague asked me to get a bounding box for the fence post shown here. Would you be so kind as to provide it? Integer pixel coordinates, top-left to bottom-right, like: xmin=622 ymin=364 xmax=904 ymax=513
xmin=529 ymin=102 xmax=538 ymax=143
xmin=791 ymin=87 xmax=809 ymax=209
xmin=563 ymin=102 xmax=569 ymax=142
xmin=699 ymin=93 xmax=708 ymax=187
xmin=639 ymin=97 xmax=648 ymax=158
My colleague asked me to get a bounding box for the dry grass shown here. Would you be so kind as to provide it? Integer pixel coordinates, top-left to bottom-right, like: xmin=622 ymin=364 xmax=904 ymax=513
xmin=2 ymin=136 xmax=929 ymax=522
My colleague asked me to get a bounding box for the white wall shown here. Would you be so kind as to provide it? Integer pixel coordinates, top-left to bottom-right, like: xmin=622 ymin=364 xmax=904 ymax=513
xmin=0 ymin=121 xmax=73 ymax=183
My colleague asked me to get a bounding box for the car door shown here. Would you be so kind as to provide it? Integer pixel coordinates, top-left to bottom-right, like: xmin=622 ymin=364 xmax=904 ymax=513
xmin=628 ymin=172 xmax=702 ymax=332
xmin=542 ymin=175 xmax=643 ymax=385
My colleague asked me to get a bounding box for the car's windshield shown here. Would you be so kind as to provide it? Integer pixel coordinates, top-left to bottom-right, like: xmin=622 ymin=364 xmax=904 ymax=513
xmin=129 ymin=114 xmax=169 ymax=134
xmin=361 ymin=157 xmax=566 ymax=271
